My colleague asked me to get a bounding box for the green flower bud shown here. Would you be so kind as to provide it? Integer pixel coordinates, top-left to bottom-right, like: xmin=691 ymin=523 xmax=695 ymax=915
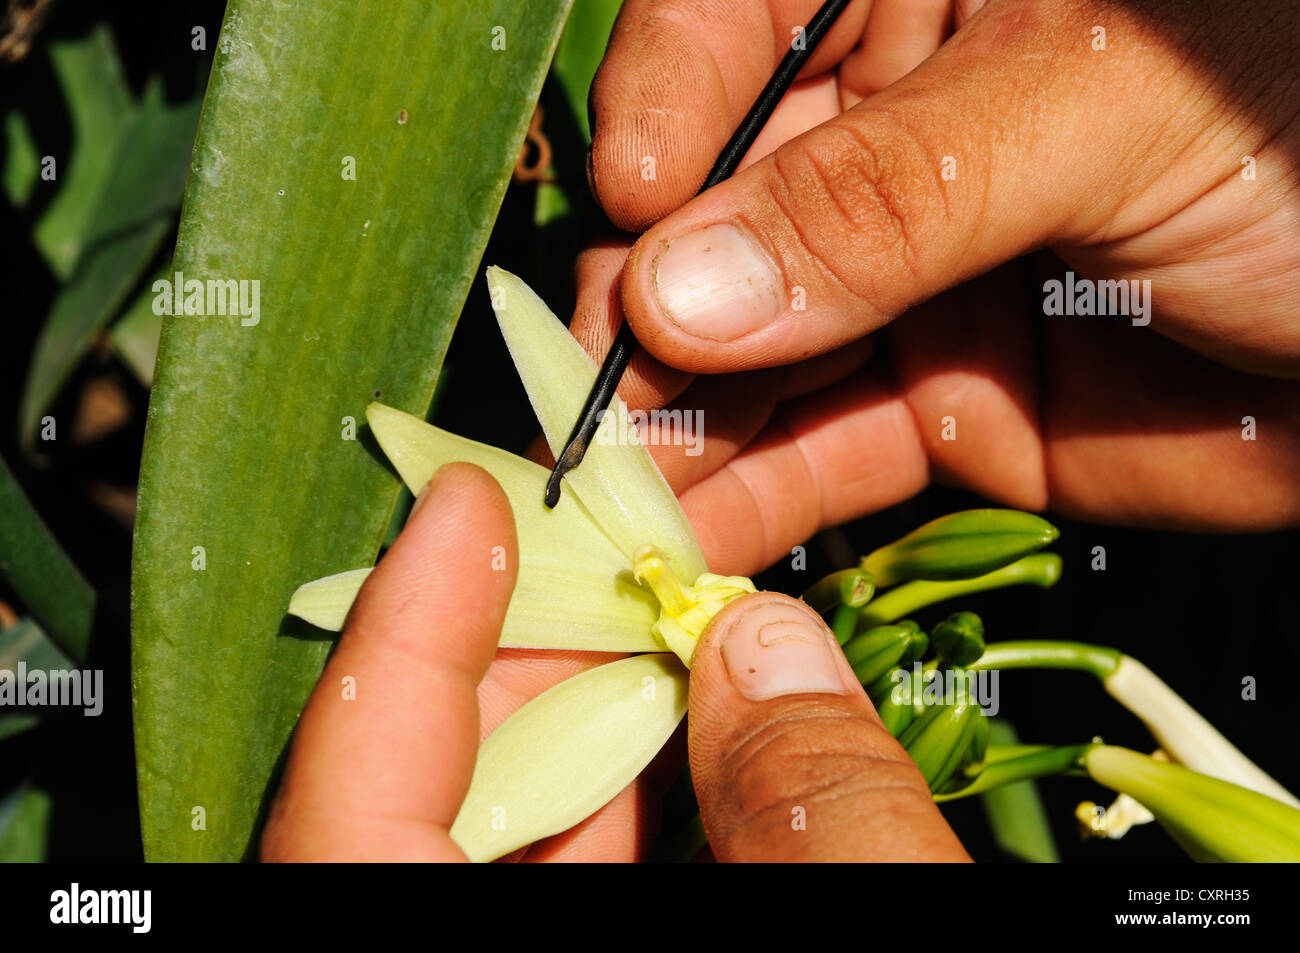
xmin=1084 ymin=745 xmax=1300 ymax=862
xmin=931 ymin=611 xmax=986 ymax=666
xmin=844 ymin=622 xmax=928 ymax=686
xmin=866 ymin=668 xmax=897 ymax=705
xmin=847 ymin=638 xmax=907 ymax=687
xmin=895 ymin=619 xmax=929 ymax=664
xmin=962 ymin=708 xmax=991 ymax=769
xmin=898 ymin=701 xmax=980 ymax=793
xmin=870 ymin=667 xmax=918 ymax=737
xmin=802 ymin=568 xmax=875 ymax=614
xmin=861 ymin=509 xmax=1059 ymax=588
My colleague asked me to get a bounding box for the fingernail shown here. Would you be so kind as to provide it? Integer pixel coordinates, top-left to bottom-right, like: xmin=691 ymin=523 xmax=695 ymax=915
xmin=654 ymin=223 xmax=783 ymax=341
xmin=720 ymin=599 xmax=849 ymax=701
xmin=408 ymin=480 xmax=434 ymax=520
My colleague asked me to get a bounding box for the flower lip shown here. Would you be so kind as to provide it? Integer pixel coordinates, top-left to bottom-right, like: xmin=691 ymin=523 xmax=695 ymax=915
xmin=633 ymin=544 xmax=756 ymax=666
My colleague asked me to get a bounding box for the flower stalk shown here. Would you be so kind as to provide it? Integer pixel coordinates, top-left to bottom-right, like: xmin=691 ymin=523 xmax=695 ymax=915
xmin=970 ymin=640 xmax=1298 ymax=807
xmin=856 ymin=553 xmax=1062 ymax=629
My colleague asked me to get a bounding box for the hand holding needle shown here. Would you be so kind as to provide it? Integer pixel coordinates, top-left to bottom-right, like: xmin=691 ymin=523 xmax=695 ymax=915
xmin=544 ymin=0 xmax=854 ymax=508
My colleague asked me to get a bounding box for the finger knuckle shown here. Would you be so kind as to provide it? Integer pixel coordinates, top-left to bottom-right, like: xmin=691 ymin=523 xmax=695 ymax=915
xmin=762 ymin=115 xmax=942 ymax=311
xmin=710 ymin=702 xmax=930 ymax=855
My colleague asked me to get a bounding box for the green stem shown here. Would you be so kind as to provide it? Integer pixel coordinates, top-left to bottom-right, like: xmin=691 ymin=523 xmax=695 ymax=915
xmin=803 ymin=568 xmax=875 ymax=614
xmin=935 ymin=743 xmax=1096 ymax=802
xmin=982 ymin=742 xmax=1057 ymax=765
xmin=969 ymin=640 xmax=1120 ymax=680
xmin=858 ymin=554 xmax=1061 ymax=627
xmin=831 ymin=604 xmax=860 ymax=645
xmin=972 ymin=647 xmax=1298 ymax=808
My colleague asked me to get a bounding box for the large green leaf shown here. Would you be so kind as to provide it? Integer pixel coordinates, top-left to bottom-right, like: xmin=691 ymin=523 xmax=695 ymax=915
xmin=132 ymin=0 xmax=572 ymax=861
xmin=0 ymin=456 xmax=94 ymax=663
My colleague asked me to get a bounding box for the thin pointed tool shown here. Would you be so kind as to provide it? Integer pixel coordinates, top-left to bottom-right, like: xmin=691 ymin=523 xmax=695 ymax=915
xmin=544 ymin=0 xmax=854 ymax=508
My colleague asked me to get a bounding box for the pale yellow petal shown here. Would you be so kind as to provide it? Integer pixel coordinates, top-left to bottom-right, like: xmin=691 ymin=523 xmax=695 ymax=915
xmin=485 ymin=266 xmax=707 ymax=583
xmin=1106 ymin=655 xmax=1299 ymax=807
xmin=287 ymin=568 xmax=372 ymax=630
xmin=363 ymin=403 xmax=660 ymax=652
xmin=450 ymin=653 xmax=688 ymax=862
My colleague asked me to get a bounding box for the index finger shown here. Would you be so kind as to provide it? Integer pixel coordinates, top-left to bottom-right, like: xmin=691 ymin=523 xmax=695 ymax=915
xmin=589 ymin=0 xmax=872 ymax=230
xmin=262 ymin=463 xmax=519 ymax=861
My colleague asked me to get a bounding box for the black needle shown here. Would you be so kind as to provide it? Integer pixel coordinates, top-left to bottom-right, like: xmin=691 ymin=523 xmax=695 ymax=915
xmin=545 ymin=0 xmax=854 ymax=508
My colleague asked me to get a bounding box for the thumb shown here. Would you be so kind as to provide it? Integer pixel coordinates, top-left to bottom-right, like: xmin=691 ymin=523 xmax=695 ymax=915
xmin=618 ymin=1 xmax=1186 ymax=373
xmin=688 ymin=593 xmax=969 ymax=862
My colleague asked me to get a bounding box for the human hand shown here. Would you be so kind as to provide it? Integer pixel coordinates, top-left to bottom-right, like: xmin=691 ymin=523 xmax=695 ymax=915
xmin=686 ymin=590 xmax=969 ymax=860
xmin=261 ymin=463 xmax=966 ymax=861
xmin=261 ymin=463 xmax=666 ymax=861
xmin=570 ymin=0 xmax=1300 ymax=572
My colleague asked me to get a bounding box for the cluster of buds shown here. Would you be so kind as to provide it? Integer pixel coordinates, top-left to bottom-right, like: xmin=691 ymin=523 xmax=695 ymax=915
xmin=803 ymin=509 xmax=1300 ymax=861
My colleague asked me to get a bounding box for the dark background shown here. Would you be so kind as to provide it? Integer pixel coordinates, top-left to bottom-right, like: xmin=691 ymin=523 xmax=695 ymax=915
xmin=2 ymin=0 xmax=1295 ymax=862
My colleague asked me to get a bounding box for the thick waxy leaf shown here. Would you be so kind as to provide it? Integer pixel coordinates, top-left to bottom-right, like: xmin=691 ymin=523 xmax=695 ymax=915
xmin=132 ymin=0 xmax=571 ymax=861
xmin=487 ymin=267 xmax=707 ymax=583
xmin=450 ymin=653 xmax=688 ymax=862
xmin=533 ymin=0 xmax=623 ymax=306
xmin=549 ymin=0 xmax=622 ymax=144
xmin=0 ymin=617 xmax=74 ymax=672
xmin=0 ymin=455 xmax=94 ymax=663
xmin=290 ymin=404 xmax=661 ymax=652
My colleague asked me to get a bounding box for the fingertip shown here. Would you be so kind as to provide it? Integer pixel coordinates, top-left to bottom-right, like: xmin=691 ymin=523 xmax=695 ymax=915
xmin=690 ymin=592 xmax=862 ymax=711
xmin=356 ymin=461 xmax=518 ymax=665
xmin=686 ymin=592 xmax=968 ymax=862
xmin=403 ymin=462 xmax=517 ymax=577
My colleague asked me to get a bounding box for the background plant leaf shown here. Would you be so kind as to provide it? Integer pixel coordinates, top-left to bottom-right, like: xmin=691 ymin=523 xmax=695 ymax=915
xmin=532 ymin=0 xmax=622 ymax=312
xmin=20 ymin=83 xmax=201 ymax=444
xmin=981 ymin=719 xmax=1060 ymax=863
xmin=31 ymin=25 xmax=135 ymax=278
xmin=0 ymin=455 xmax=94 ymax=663
xmin=3 ymin=110 xmax=40 ymax=208
xmin=0 ymin=617 xmax=74 ymax=741
xmin=109 ymin=265 xmax=170 ymax=386
xmin=0 ymin=783 xmax=53 ymax=862
xmin=131 ymin=0 xmax=572 ymax=861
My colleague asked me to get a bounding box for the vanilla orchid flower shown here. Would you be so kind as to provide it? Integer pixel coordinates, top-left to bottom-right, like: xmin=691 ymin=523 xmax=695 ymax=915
xmin=287 ymin=268 xmax=754 ymax=860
